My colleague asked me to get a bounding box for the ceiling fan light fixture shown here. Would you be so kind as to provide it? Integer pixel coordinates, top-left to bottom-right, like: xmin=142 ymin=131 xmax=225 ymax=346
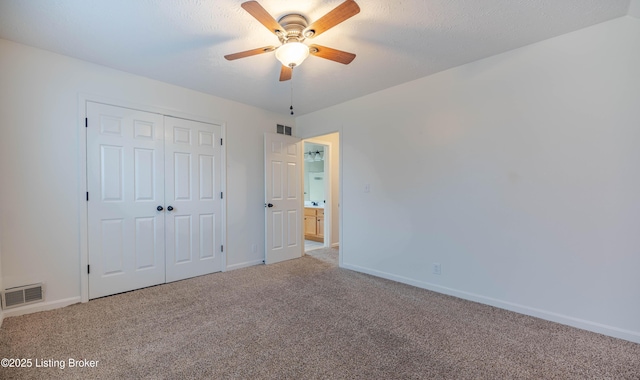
xmin=275 ymin=41 xmax=310 ymax=68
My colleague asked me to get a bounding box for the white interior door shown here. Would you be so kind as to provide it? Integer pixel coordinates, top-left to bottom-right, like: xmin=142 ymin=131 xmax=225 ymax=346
xmin=165 ymin=116 xmax=223 ymax=282
xmin=87 ymin=102 xmax=165 ymax=299
xmin=264 ymin=133 xmax=303 ymax=264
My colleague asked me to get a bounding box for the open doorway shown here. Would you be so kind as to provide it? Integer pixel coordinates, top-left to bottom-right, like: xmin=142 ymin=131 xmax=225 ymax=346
xmin=302 ymin=133 xmax=339 ymax=253
xmin=303 ymin=141 xmax=327 ymax=251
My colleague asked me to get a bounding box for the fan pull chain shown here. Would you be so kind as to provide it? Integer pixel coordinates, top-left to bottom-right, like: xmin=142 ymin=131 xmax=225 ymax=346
xmin=289 ymin=70 xmax=294 ymax=116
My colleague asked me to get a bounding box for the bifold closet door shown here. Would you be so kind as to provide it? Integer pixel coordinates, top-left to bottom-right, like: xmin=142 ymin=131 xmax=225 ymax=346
xmin=87 ymin=104 xmax=223 ymax=299
xmin=87 ymin=102 xmax=166 ymax=299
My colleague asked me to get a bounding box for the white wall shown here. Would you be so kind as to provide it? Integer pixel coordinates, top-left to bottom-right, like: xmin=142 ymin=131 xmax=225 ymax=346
xmin=0 ymin=38 xmax=293 ymax=314
xmin=304 ymin=133 xmax=340 ymax=248
xmin=629 ymin=0 xmax=640 ymax=18
xmin=296 ymin=16 xmax=640 ymax=343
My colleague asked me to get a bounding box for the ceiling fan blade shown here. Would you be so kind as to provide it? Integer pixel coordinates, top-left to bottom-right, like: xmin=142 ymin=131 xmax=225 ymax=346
xmin=305 ymin=0 xmax=360 ymax=38
xmin=279 ymin=65 xmax=292 ymax=81
xmin=309 ymin=44 xmax=356 ymax=64
xmin=224 ymin=46 xmax=275 ymax=61
xmin=241 ymin=1 xmax=285 ymax=36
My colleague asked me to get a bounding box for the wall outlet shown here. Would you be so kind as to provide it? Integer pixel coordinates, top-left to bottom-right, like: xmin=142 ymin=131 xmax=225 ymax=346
xmin=251 ymin=244 xmax=257 ymax=254
xmin=432 ymin=263 xmax=441 ymax=275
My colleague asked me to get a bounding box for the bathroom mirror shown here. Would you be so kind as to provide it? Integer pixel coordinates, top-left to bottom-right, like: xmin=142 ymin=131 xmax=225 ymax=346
xmin=303 ymin=142 xmax=325 ymax=205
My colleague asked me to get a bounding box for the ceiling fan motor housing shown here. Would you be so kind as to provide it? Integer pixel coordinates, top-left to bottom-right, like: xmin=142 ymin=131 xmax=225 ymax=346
xmin=277 ymin=14 xmax=309 ymax=43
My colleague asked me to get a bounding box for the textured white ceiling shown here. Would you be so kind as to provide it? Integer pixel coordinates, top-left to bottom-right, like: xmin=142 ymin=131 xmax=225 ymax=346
xmin=0 ymin=0 xmax=631 ymax=115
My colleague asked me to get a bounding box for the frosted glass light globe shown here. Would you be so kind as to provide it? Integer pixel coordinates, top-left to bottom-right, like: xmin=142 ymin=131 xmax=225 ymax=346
xmin=275 ymin=42 xmax=310 ymax=68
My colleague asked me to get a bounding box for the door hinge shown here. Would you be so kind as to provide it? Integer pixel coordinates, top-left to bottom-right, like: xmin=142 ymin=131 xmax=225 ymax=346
xmin=85 ymin=118 xmax=88 ymax=128
xmin=87 ymin=265 xmax=90 ymax=274
xmin=221 ymin=245 xmax=224 ymax=252
xmin=86 ymin=192 xmax=89 ymax=201
xmin=220 ymin=192 xmax=223 ymax=199
xmin=220 ymin=138 xmax=223 ymax=146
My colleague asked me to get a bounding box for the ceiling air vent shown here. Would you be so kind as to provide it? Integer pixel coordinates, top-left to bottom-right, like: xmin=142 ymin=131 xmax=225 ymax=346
xmin=276 ymin=124 xmax=292 ymax=136
xmin=1 ymin=283 xmax=45 ymax=310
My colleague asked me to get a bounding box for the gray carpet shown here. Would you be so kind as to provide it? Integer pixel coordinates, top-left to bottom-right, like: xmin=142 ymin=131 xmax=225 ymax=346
xmin=1 ymin=248 xmax=639 ymax=379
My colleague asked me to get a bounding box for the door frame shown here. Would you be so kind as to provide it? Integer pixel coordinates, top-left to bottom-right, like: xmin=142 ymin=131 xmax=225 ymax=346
xmin=78 ymin=94 xmax=226 ymax=303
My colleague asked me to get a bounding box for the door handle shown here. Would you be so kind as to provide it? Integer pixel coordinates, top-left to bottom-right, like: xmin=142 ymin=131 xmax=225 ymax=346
xmin=266 ymin=203 xmax=274 ymax=208
xmin=157 ymin=205 xmax=164 ymax=211
xmin=167 ymin=206 xmax=174 ymax=211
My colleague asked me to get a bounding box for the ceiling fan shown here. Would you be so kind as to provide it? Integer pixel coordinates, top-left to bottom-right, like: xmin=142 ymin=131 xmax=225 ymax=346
xmin=224 ymin=0 xmax=360 ymax=82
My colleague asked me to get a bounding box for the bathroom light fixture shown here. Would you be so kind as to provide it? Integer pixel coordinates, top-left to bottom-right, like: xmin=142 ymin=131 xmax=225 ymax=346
xmin=305 ymin=150 xmax=324 ymax=162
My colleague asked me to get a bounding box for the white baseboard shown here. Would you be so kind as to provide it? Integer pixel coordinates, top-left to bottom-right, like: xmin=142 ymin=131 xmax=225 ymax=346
xmin=226 ymin=259 xmax=264 ymax=271
xmin=342 ymin=262 xmax=640 ymax=344
xmin=0 ymin=310 xmax=4 ymax=327
xmin=1 ymin=297 xmax=82 ymax=318
xmin=331 ymin=242 xmax=340 ymax=248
